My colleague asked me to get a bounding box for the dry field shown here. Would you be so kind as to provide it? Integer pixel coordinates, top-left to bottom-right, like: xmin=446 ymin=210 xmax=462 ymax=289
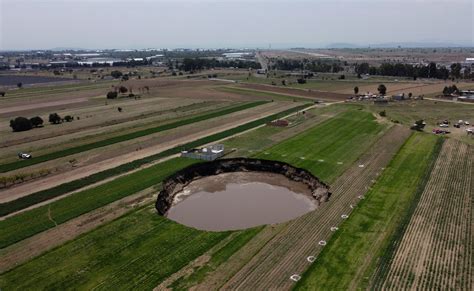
xmin=237 ymin=83 xmax=349 ymax=101
xmin=0 ymin=101 xmax=296 ymax=202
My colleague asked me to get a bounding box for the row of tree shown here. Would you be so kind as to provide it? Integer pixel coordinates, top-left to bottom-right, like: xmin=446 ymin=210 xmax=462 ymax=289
xmin=179 ymin=58 xmax=261 ymax=72
xmin=10 ymin=113 xmax=73 ymax=132
xmin=355 ymin=62 xmax=471 ymax=80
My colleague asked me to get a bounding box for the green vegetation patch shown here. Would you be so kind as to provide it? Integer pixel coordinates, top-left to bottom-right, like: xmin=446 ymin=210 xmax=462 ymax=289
xmin=169 ymin=226 xmax=264 ymax=290
xmin=255 ymin=110 xmax=387 ymax=183
xmin=295 ymin=133 xmax=442 ymax=290
xmin=0 ymin=207 xmax=230 ymax=290
xmin=0 ymin=158 xmax=198 ymax=249
xmin=0 ymin=101 xmax=267 ymax=173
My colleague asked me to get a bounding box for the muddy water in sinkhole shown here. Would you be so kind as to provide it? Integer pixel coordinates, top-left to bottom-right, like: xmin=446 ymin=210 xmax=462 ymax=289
xmin=166 ymin=172 xmax=317 ymax=231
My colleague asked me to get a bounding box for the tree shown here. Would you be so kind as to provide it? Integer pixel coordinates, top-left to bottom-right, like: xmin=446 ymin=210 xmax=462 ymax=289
xmin=450 ymin=63 xmax=462 ymax=79
xmin=107 ymin=91 xmax=118 ymax=99
xmin=379 ymin=110 xmax=386 ymax=117
xmin=408 ymin=92 xmax=413 ymax=98
xmin=118 ymin=107 xmax=123 ymax=112
xmin=411 ymin=119 xmax=426 ymax=131
xmin=49 ymin=113 xmax=62 ymax=124
xmin=0 ymin=91 xmax=5 ymax=97
xmin=338 ymin=74 xmax=345 ymax=80
xmin=354 ymin=86 xmax=359 ymax=95
xmin=64 ymin=115 xmax=74 ymax=122
xmin=17 ymin=82 xmax=23 ymax=89
xmin=29 ymin=116 xmax=44 ymax=127
xmin=110 ymin=70 xmax=123 ymax=79
xmin=10 ymin=117 xmax=32 ymax=132
xmin=377 ymin=84 xmax=387 ymax=95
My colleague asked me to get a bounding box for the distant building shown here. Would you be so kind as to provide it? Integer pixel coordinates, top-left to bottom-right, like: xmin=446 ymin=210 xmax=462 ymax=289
xmin=181 ymin=144 xmax=225 ymax=161
xmin=465 ymin=58 xmax=474 ymax=64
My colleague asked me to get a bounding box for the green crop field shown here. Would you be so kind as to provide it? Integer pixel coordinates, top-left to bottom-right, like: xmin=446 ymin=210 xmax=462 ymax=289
xmin=0 ymin=158 xmax=198 ymax=249
xmin=0 ymin=110 xmax=386 ymax=290
xmin=295 ymin=133 xmax=442 ymax=290
xmin=0 ymin=206 xmax=231 ymax=290
xmin=255 ymin=109 xmax=387 ymax=183
xmin=0 ymin=101 xmax=267 ymax=173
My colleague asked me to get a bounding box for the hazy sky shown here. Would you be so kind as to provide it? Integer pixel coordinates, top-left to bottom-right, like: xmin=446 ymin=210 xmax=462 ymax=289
xmin=0 ymin=0 xmax=473 ymax=50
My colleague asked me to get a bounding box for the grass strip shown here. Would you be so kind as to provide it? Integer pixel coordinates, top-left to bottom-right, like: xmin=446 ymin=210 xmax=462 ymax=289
xmin=367 ymin=136 xmax=445 ymax=289
xmin=0 ymin=101 xmax=267 ymax=173
xmin=255 ymin=109 xmax=386 ymax=183
xmin=0 ymin=207 xmax=232 ymax=290
xmin=294 ymin=133 xmax=442 ymax=290
xmin=0 ymin=104 xmax=310 ymax=247
xmin=169 ymin=226 xmax=264 ymax=290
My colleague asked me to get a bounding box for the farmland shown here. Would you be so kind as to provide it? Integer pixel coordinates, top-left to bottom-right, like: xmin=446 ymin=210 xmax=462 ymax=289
xmin=1 ymin=54 xmax=473 ymax=291
xmin=295 ymin=133 xmax=442 ymax=290
xmin=374 ymin=139 xmax=473 ymax=290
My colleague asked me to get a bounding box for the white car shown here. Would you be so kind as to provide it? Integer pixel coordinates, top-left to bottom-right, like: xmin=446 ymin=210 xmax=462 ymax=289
xmin=439 ymin=124 xmax=449 ymax=128
xmin=18 ymin=152 xmax=32 ymax=159
xmin=465 ymin=121 xmax=470 ymax=125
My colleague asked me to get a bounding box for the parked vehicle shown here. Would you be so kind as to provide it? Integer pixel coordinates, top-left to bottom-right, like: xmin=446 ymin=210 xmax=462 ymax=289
xmin=18 ymin=152 xmax=32 ymax=159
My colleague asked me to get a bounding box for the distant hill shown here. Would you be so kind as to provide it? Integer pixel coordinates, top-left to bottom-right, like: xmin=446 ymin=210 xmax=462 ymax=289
xmin=326 ymin=41 xmax=473 ymax=49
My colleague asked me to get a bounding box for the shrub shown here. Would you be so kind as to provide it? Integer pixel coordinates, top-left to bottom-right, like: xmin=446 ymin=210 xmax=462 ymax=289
xmin=49 ymin=113 xmax=62 ymax=124
xmin=107 ymin=91 xmax=118 ymax=99
xmin=378 ymin=84 xmax=387 ymax=95
xmin=64 ymin=115 xmax=74 ymax=122
xmin=339 ymin=74 xmax=346 ymax=80
xmin=10 ymin=117 xmax=32 ymax=132
xmin=297 ymin=78 xmax=306 ymax=84
xmin=119 ymin=86 xmax=128 ymax=94
xmin=379 ymin=110 xmax=387 ymax=117
xmin=110 ymin=70 xmax=122 ymax=79
xmin=29 ymin=116 xmax=44 ymax=127
xmin=0 ymin=91 xmax=5 ymax=97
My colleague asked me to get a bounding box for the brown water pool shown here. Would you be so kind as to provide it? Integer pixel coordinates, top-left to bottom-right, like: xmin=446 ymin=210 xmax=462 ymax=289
xmin=166 ymin=172 xmax=317 ymax=231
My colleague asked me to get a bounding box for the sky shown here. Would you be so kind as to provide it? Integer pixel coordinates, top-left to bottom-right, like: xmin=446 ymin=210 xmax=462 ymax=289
xmin=0 ymin=0 xmax=473 ymax=50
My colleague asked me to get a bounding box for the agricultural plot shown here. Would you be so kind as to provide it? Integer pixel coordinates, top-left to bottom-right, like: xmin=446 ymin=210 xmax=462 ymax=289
xmin=374 ymin=139 xmax=473 ymax=290
xmin=255 ymin=110 xmax=387 ymax=183
xmin=295 ymin=133 xmax=442 ymax=290
xmin=0 ymin=206 xmax=231 ymax=290
xmin=0 ymin=101 xmax=267 ymax=173
xmin=0 ymin=158 xmax=198 ymax=249
xmin=220 ymin=126 xmax=411 ymax=290
xmin=0 ymin=104 xmax=310 ymax=247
